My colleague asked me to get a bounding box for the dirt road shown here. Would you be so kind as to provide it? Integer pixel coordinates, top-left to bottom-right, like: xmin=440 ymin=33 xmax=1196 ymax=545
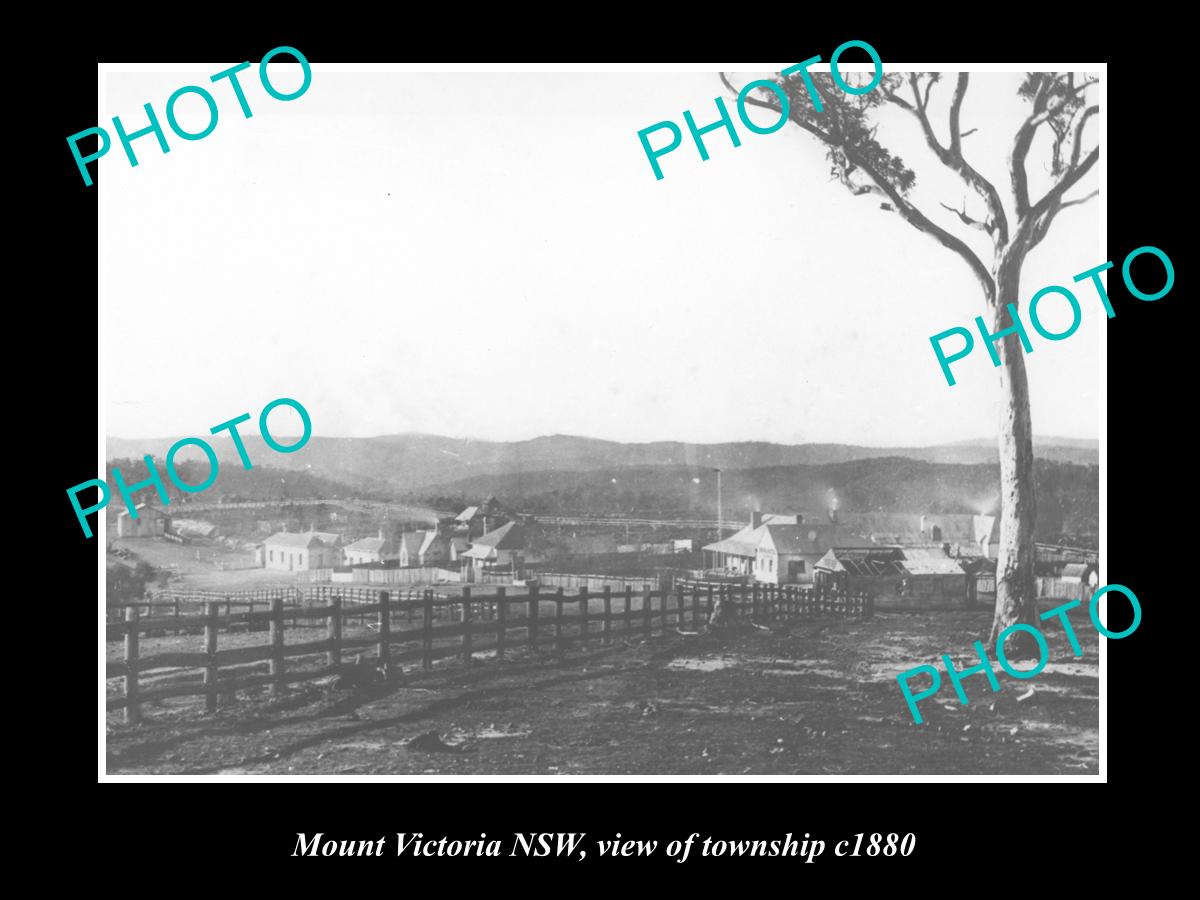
xmin=106 ymin=609 xmax=1099 ymax=775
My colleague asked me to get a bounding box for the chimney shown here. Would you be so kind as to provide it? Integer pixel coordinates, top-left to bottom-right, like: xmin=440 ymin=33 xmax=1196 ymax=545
xmin=751 ymin=511 xmax=763 ymax=529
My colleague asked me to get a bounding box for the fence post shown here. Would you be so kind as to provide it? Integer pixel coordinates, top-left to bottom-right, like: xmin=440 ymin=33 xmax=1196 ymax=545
xmin=461 ymin=586 xmax=473 ymax=664
xmin=751 ymin=582 xmax=759 ymax=620
xmin=624 ymin=586 xmax=633 ymax=635
xmin=124 ymin=606 xmax=140 ymax=725
xmin=327 ymin=595 xmax=342 ymax=673
xmin=378 ymin=591 xmax=391 ymax=675
xmin=865 ymin=591 xmax=875 ymax=619
xmin=643 ymin=588 xmax=653 ymax=639
xmin=603 ymin=587 xmax=612 ymax=644
xmin=528 ymin=584 xmax=540 ymax=651
xmin=705 ymin=585 xmax=714 ymax=627
xmin=580 ymin=588 xmax=590 ymax=645
xmin=422 ymin=590 xmax=434 ymax=669
xmin=554 ymin=587 xmax=565 ymax=651
xmin=269 ymin=595 xmax=285 ymax=697
xmin=496 ymin=587 xmax=507 ymax=659
xmin=204 ymin=601 xmax=219 ymax=714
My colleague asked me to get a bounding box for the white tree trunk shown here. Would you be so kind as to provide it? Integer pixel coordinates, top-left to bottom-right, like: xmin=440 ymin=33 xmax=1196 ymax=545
xmin=989 ymin=258 xmax=1039 ymax=652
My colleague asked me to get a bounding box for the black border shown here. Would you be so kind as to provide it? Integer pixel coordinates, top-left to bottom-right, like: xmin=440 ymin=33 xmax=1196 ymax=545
xmin=45 ymin=14 xmax=1176 ymax=879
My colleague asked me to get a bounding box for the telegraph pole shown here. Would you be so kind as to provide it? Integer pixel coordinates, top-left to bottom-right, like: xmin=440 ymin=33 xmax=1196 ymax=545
xmin=714 ymin=467 xmax=722 ymax=540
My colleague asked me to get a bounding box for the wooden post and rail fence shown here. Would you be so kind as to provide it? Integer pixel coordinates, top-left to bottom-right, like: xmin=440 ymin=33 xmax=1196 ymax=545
xmin=107 ymin=582 xmax=872 ymax=724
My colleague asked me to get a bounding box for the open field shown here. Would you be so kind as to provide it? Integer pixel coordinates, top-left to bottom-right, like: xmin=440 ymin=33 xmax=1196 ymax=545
xmin=111 ymin=538 xmax=304 ymax=591
xmin=106 ymin=609 xmax=1099 ymax=775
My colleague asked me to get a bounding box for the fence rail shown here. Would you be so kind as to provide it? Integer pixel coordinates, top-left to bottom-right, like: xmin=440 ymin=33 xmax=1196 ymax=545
xmin=106 ymin=583 xmax=870 ymax=724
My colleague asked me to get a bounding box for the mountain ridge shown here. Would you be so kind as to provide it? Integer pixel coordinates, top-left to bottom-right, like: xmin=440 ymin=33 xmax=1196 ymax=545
xmin=106 ymin=432 xmax=1099 ymax=493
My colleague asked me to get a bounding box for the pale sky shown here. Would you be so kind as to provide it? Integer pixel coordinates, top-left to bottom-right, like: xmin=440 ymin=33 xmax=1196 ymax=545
xmin=101 ymin=66 xmax=1101 ymax=446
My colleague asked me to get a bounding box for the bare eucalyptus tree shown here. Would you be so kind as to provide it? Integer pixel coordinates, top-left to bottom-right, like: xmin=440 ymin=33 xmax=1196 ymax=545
xmin=721 ymin=69 xmax=1098 ymax=648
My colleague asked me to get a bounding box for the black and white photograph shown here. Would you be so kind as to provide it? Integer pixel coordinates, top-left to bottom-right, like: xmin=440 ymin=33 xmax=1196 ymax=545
xmin=96 ymin=60 xmax=1104 ymax=778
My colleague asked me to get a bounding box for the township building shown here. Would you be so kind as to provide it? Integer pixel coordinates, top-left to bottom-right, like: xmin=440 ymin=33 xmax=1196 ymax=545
xmin=260 ymin=531 xmax=343 ymax=571
xmin=814 ymin=546 xmax=970 ymax=607
xmin=170 ymin=519 xmax=218 ymax=540
xmin=837 ymin=512 xmax=1000 ymax=559
xmin=461 ymin=521 xmax=538 ymax=579
xmin=397 ymin=525 xmax=469 ymax=567
xmin=454 ymin=498 xmax=507 ymax=539
xmin=116 ymin=503 xmax=170 ymax=538
xmin=398 ymin=532 xmax=424 ymax=567
xmin=343 ymin=530 xmax=400 ymax=566
xmin=702 ymin=512 xmax=876 ymax=585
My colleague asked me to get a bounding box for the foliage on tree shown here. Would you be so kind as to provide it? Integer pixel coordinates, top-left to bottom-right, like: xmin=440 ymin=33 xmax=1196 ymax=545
xmin=723 ymin=70 xmax=1098 ymax=299
xmin=721 ymin=68 xmax=1099 ymax=647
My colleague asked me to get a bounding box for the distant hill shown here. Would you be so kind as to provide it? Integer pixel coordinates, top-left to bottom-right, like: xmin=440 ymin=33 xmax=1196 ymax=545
xmin=106 ymin=432 xmax=1099 ymax=493
xmin=104 ymin=458 xmax=384 ymax=507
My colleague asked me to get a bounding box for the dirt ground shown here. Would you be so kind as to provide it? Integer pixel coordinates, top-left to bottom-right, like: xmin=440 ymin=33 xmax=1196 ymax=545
xmin=111 ymin=538 xmax=306 ymax=591
xmin=106 ymin=609 xmax=1099 ymax=776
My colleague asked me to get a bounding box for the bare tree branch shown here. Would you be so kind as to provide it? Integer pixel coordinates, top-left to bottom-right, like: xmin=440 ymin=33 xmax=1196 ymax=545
xmin=922 ymin=73 xmax=937 ymax=110
xmin=1058 ymin=188 xmax=1099 ymax=210
xmin=1030 ymin=188 xmax=1098 ymax=246
xmin=1012 ymin=76 xmax=1097 ymax=219
xmin=948 ymin=74 xmax=968 ymax=156
xmin=1070 ymin=106 xmax=1098 ymax=169
xmin=1029 ymin=147 xmax=1099 ymax=220
xmin=1019 ymin=147 xmax=1099 ymax=251
xmin=721 ymin=71 xmax=996 ymax=302
xmin=892 ymin=73 xmax=1010 ymax=246
xmin=939 ymin=198 xmax=993 ymax=234
xmin=832 ymin=146 xmax=995 ymax=302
